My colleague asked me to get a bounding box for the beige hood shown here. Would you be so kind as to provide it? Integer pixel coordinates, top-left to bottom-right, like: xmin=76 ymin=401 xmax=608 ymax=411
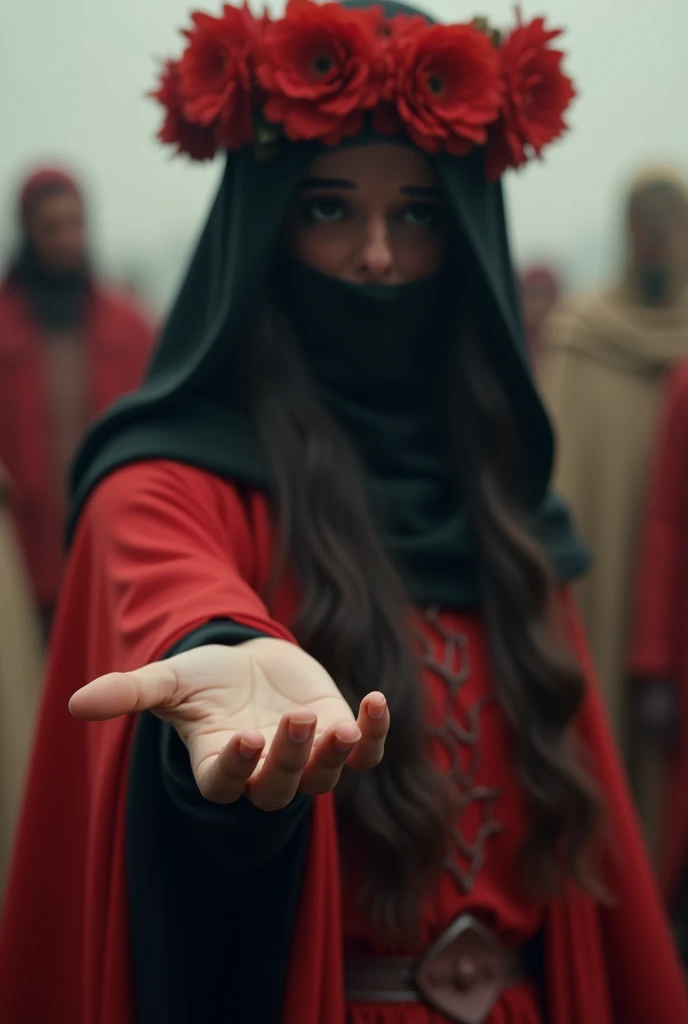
xmin=544 ymin=284 xmax=688 ymax=377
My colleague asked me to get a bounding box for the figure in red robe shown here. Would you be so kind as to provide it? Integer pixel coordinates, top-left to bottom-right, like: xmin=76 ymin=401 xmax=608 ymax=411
xmin=1 ymin=4 xmax=686 ymax=1023
xmin=631 ymin=357 xmax=688 ymax=958
xmin=0 ymin=167 xmax=154 ymax=630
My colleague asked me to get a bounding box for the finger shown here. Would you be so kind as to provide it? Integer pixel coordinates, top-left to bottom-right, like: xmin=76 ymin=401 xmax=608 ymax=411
xmin=195 ymin=731 xmax=266 ymax=804
xmin=246 ymin=711 xmax=316 ymax=811
xmin=69 ymin=662 xmax=179 ymax=721
xmin=346 ymin=692 xmax=389 ymax=771
xmin=298 ymin=721 xmax=362 ymax=795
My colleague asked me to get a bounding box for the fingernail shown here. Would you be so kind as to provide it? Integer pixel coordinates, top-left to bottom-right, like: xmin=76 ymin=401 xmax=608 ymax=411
xmin=289 ymin=718 xmax=314 ymax=743
xmin=368 ymin=696 xmax=386 ymax=720
xmin=239 ymin=738 xmax=262 ymax=761
xmin=334 ymin=727 xmax=361 ymax=752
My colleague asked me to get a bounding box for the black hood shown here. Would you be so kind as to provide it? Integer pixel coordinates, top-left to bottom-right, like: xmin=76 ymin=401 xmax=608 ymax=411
xmin=68 ymin=139 xmax=588 ymax=605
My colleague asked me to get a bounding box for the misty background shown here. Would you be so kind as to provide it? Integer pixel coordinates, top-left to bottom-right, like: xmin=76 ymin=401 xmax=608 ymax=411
xmin=2 ymin=0 xmax=687 ymax=314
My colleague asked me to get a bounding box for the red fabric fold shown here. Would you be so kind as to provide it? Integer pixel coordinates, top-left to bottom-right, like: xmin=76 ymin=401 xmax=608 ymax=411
xmin=549 ymin=594 xmax=688 ymax=1022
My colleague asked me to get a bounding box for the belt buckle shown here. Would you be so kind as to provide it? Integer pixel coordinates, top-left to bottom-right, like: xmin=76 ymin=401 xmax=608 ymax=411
xmin=415 ymin=913 xmax=505 ymax=1024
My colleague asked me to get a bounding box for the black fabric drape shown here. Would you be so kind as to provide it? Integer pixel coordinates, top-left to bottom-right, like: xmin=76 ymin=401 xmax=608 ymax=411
xmin=128 ymin=622 xmax=311 ymax=1024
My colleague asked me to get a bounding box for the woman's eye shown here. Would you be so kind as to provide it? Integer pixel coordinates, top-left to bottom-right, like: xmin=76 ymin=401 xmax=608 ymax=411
xmin=400 ymin=203 xmax=442 ymax=228
xmin=302 ymin=198 xmax=347 ymax=223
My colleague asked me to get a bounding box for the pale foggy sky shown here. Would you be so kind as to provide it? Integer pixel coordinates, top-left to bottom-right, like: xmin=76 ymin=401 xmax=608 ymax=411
xmin=1 ymin=0 xmax=687 ymax=310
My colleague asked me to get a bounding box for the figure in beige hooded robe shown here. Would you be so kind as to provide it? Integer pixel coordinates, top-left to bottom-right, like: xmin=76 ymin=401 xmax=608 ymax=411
xmin=540 ymin=169 xmax=688 ymax=794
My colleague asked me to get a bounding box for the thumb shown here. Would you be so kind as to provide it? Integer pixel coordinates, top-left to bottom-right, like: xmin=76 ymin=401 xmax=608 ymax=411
xmin=69 ymin=661 xmax=179 ymax=721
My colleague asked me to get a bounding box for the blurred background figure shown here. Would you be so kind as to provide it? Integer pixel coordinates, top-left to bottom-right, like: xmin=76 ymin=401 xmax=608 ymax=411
xmin=540 ymin=167 xmax=688 ymax=764
xmin=631 ymin=358 xmax=688 ymax=958
xmin=519 ymin=263 xmax=563 ymax=372
xmin=0 ymin=167 xmax=155 ymax=636
xmin=0 ymin=463 xmax=42 ymax=898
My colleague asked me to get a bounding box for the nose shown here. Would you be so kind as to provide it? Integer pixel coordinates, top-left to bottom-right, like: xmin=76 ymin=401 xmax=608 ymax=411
xmin=355 ymin=216 xmax=393 ymax=284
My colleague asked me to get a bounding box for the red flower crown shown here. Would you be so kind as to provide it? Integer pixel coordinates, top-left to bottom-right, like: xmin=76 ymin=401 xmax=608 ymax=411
xmin=152 ymin=0 xmax=576 ymax=181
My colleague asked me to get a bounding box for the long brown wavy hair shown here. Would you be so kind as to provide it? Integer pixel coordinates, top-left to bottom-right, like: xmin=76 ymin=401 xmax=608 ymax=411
xmin=241 ymin=273 xmax=603 ymax=937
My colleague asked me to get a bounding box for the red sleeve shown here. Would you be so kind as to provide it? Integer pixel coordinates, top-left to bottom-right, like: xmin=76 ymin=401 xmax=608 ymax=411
xmin=563 ymin=593 xmax=688 ymax=1022
xmin=82 ymin=458 xmax=295 ymax=668
xmin=0 ymin=460 xmax=296 ymax=1024
xmin=630 ymin=363 xmax=688 ymax=678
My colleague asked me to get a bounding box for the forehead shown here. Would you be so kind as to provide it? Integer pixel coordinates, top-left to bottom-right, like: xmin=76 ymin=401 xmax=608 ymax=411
xmin=305 ymin=141 xmax=439 ymax=189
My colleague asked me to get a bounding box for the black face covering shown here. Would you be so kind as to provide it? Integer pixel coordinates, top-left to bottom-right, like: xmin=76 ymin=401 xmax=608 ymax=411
xmin=277 ymin=259 xmax=449 ymax=401
xmin=9 ymin=243 xmax=90 ymax=331
xmin=277 ymin=259 xmax=465 ymax=595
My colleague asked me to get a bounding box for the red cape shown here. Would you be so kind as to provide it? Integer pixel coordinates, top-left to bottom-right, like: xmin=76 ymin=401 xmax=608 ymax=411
xmin=1 ymin=460 xmax=685 ymax=1022
xmin=0 ymin=281 xmax=154 ymax=609
xmin=631 ymin=359 xmax=688 ymax=903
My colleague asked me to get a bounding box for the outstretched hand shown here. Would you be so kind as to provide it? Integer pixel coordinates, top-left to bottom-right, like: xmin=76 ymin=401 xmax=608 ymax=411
xmin=69 ymin=638 xmax=389 ymax=809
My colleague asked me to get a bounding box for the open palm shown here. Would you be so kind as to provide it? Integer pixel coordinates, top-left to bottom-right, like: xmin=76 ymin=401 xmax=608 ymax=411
xmin=70 ymin=637 xmax=389 ymax=809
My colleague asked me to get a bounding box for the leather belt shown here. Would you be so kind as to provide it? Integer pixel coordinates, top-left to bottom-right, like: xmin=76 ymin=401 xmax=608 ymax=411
xmin=345 ymin=913 xmax=526 ymax=1024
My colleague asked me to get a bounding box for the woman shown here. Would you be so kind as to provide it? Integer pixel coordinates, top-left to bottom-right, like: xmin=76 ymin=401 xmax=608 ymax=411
xmin=1 ymin=3 xmax=685 ymax=1022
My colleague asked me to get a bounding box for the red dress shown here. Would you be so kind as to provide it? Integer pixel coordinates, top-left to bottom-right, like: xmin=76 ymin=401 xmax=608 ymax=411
xmin=1 ymin=459 xmax=686 ymax=1024
xmin=344 ymin=611 xmax=543 ymax=1023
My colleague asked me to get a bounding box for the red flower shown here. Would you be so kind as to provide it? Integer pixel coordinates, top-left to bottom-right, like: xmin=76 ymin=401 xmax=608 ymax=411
xmin=387 ymin=12 xmax=428 ymax=40
xmin=382 ymin=21 xmax=503 ymax=156
xmin=486 ymin=17 xmax=576 ymax=181
xmin=362 ymin=6 xmax=426 ymax=41
xmin=256 ymin=0 xmax=384 ymax=147
xmin=370 ymin=12 xmax=425 ymax=135
xmin=179 ymin=3 xmax=262 ymax=151
xmin=151 ymin=60 xmax=217 ymax=161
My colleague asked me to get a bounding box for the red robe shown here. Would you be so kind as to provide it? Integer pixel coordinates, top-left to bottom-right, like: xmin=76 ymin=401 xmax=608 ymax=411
xmin=0 ymin=459 xmax=685 ymax=1023
xmin=0 ymin=281 xmax=154 ymax=612
xmin=631 ymin=359 xmax=688 ymax=902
